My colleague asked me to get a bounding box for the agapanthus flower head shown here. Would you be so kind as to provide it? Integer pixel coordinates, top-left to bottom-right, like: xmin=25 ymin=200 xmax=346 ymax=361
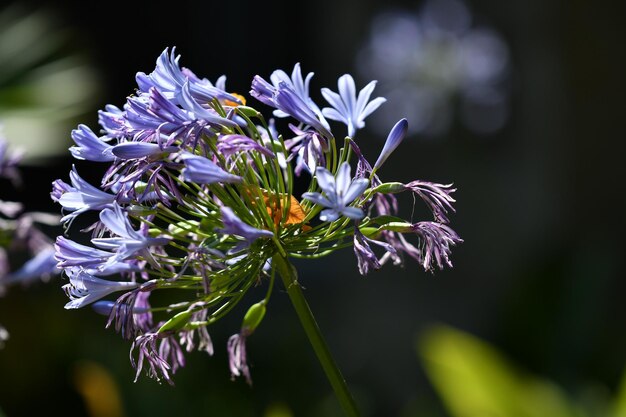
xmin=51 ymin=47 xmax=461 ymax=384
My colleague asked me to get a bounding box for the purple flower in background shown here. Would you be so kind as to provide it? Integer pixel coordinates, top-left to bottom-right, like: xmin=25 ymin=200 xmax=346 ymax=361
xmin=0 ymin=247 xmax=60 ymax=286
xmin=321 ymin=74 xmax=386 ymax=137
xmin=0 ymin=200 xmax=22 ymax=217
xmin=302 ymin=162 xmax=369 ymax=222
xmin=0 ymin=134 xmax=22 ymax=185
xmin=62 ymin=267 xmax=140 ymax=309
xmin=357 ymin=0 xmax=511 ymax=136
xmin=69 ymin=124 xmax=115 ymax=162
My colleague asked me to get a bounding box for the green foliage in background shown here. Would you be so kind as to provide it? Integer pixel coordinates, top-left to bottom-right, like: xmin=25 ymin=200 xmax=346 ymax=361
xmin=0 ymin=5 xmax=99 ymax=162
xmin=418 ymin=325 xmax=626 ymax=417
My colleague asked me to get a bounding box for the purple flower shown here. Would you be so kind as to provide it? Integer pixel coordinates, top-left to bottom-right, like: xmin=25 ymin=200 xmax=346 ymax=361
xmin=177 ymin=81 xmax=239 ymax=128
xmin=135 ymin=47 xmax=239 ymax=105
xmin=216 ymin=135 xmax=275 ymax=159
xmin=54 ymin=167 xmax=117 ymax=223
xmin=404 ymin=181 xmax=457 ymax=224
xmin=92 ymin=203 xmax=170 ymax=266
xmin=411 ymin=222 xmax=462 ymax=271
xmin=111 ymin=141 xmax=178 ymax=160
xmin=179 ymin=153 xmax=243 ymax=184
xmin=69 ymin=124 xmax=115 ymax=162
xmin=103 ymin=284 xmax=156 ymax=340
xmin=55 ymin=236 xmax=138 ymax=276
xmin=125 ymin=89 xmax=207 ymax=145
xmin=62 ymin=267 xmax=140 ymax=309
xmin=130 ymin=331 xmax=185 ymax=385
xmin=353 ymin=226 xmax=397 ymax=275
xmin=98 ymin=104 xmax=128 ymax=138
xmin=250 ymin=77 xmax=332 ymax=138
xmin=302 ymin=162 xmax=369 ymax=222
xmin=381 ymin=222 xmax=462 ymax=271
xmin=284 ymin=124 xmax=328 ymax=176
xmin=124 ymin=86 xmax=235 ymax=153
xmin=269 ymin=63 xmax=323 ymax=119
xmin=94 ymin=295 xmax=152 ymax=340
xmin=216 ymin=206 xmax=273 ymax=244
xmin=373 ymin=118 xmax=409 ymax=171
xmin=179 ymin=307 xmax=213 ymax=355
xmin=227 ymin=330 xmax=252 ymax=384
xmin=321 ymin=74 xmax=386 ymax=137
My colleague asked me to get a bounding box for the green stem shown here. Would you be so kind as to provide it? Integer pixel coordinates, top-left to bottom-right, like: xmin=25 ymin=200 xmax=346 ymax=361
xmin=273 ymin=252 xmax=360 ymax=417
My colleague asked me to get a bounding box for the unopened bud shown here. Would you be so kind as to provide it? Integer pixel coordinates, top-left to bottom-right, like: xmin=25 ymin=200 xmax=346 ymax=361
xmin=242 ymin=301 xmax=266 ymax=333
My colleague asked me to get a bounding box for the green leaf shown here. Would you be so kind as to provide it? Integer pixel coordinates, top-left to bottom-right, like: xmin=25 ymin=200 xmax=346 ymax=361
xmin=417 ymin=325 xmax=582 ymax=417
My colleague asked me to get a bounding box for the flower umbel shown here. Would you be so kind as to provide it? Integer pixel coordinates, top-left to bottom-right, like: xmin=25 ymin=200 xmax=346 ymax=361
xmin=51 ymin=47 xmax=462 ymax=395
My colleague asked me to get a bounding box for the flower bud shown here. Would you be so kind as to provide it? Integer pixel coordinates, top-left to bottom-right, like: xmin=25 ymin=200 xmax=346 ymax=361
xmin=373 ymin=118 xmax=408 ymax=172
xmin=236 ymin=106 xmax=262 ymax=118
xmin=371 ymin=182 xmax=406 ymax=194
xmin=158 ymin=309 xmax=194 ymax=333
xmin=242 ymin=301 xmax=266 ymax=333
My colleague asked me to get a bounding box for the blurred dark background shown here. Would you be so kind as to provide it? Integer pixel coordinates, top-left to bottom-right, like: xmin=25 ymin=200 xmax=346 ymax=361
xmin=1 ymin=0 xmax=625 ymax=416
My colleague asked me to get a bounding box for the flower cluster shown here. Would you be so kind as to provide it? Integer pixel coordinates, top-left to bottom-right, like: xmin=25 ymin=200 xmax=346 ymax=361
xmin=52 ymin=48 xmax=462 ymax=384
xmin=0 ymin=130 xmax=61 ymax=347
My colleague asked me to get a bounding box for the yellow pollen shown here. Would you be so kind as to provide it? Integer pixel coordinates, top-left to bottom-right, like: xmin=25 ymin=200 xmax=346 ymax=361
xmin=223 ymin=93 xmax=246 ymax=107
